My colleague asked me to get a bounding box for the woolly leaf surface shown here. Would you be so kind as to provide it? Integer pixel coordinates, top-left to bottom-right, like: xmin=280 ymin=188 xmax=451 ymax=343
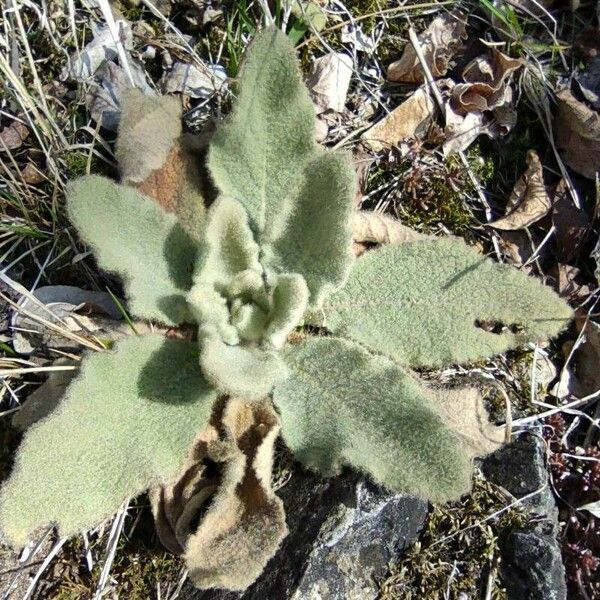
xmin=315 ymin=239 xmax=572 ymax=368
xmin=116 ymin=88 xmax=182 ymax=184
xmin=274 ymin=336 xmax=472 ymax=501
xmin=187 ymin=284 xmax=240 ymax=345
xmin=208 ymin=29 xmax=356 ymax=304
xmin=67 ymin=175 xmax=197 ymax=325
xmin=269 ymin=151 xmax=355 ymax=305
xmin=195 ymin=196 xmax=262 ymax=290
xmin=199 ymin=331 xmax=287 ymax=400
xmin=208 ymin=28 xmax=315 ymax=244
xmin=0 ymin=335 xmax=217 ymax=545
xmin=265 ymin=273 xmax=309 ymax=348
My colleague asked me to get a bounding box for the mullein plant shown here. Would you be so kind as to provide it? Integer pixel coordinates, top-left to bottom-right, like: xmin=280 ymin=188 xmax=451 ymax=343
xmin=0 ymin=28 xmax=572 ymax=590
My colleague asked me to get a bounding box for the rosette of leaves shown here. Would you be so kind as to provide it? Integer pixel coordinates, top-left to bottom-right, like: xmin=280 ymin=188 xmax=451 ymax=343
xmin=0 ymin=28 xmax=572 ymax=591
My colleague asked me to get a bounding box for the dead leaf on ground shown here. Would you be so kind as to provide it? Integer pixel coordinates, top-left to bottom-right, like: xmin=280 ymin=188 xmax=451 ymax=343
xmin=548 ymin=263 xmax=591 ymax=303
xmin=361 ymin=86 xmax=435 ymax=152
xmin=151 ymin=397 xmax=287 ymax=591
xmin=161 ymin=62 xmax=227 ymax=98
xmin=21 ymin=159 xmax=46 ymax=185
xmin=489 ymin=150 xmax=551 ymax=230
xmin=554 ymin=318 xmax=600 ymax=399
xmin=307 ymin=52 xmax=353 ymax=114
xmin=497 ymin=229 xmax=536 ymax=270
xmin=442 ymin=50 xmax=521 ymax=155
xmin=0 ymin=120 xmax=29 ymax=151
xmin=10 ymin=285 xmax=150 ymax=354
xmin=387 ymin=10 xmax=467 ymax=83
xmin=555 ymin=86 xmax=600 ymax=179
xmin=552 ymin=179 xmax=590 ymax=261
xmin=443 ymin=103 xmax=485 ymax=156
xmin=64 ymin=20 xmax=133 ymax=81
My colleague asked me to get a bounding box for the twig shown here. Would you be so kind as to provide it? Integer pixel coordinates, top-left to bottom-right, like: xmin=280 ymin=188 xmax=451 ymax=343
xmin=94 ymin=501 xmax=129 ymax=599
xmin=22 ymin=537 xmax=68 ymax=600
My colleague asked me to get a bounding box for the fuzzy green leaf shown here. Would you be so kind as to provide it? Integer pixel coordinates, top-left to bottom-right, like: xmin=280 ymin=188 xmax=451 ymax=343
xmin=0 ymin=335 xmax=216 ymax=545
xmin=208 ymin=29 xmax=355 ymax=304
xmin=265 ymin=273 xmax=309 ymax=348
xmin=269 ymin=151 xmax=355 ymax=305
xmin=67 ymin=175 xmax=197 ymax=325
xmin=313 ymin=239 xmax=572 ymax=368
xmin=200 ymin=331 xmax=287 ymax=400
xmin=274 ymin=336 xmax=473 ymax=501
xmin=194 ymin=196 xmax=262 ymax=290
xmin=208 ymin=28 xmax=316 ymax=243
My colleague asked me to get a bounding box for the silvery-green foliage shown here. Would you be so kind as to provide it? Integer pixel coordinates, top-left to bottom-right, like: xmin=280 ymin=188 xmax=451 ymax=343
xmin=0 ymin=335 xmax=216 ymax=544
xmin=208 ymin=28 xmax=356 ymax=306
xmin=0 ymin=26 xmax=573 ymax=579
xmin=187 ymin=194 xmax=310 ymax=397
xmin=274 ymin=336 xmax=473 ymax=502
xmin=67 ymin=176 xmax=197 ymax=325
xmin=308 ymin=239 xmax=573 ymax=368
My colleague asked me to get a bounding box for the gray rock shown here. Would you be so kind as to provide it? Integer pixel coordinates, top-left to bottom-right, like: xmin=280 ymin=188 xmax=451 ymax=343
xmin=182 ymin=470 xmax=428 ymax=600
xmin=482 ymin=430 xmax=556 ymax=518
xmin=483 ymin=432 xmax=567 ymax=600
xmin=500 ymin=521 xmax=567 ymax=600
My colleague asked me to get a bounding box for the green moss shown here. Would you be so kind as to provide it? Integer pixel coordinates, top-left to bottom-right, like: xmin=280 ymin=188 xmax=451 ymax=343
xmin=380 ymin=475 xmax=530 ymax=600
xmin=363 ymin=147 xmax=494 ymax=239
xmin=483 ymin=348 xmax=554 ymax=422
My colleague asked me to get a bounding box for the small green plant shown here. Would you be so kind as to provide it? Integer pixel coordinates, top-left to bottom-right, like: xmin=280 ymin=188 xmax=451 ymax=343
xmin=0 ymin=28 xmax=572 ymax=591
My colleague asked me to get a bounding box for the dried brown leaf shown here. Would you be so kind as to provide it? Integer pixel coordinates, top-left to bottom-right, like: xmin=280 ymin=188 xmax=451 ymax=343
xmin=441 ymin=51 xmax=521 ymax=154
xmin=555 ymin=318 xmax=600 ymax=399
xmin=307 ymin=52 xmax=353 ymax=114
xmin=431 ymin=388 xmax=506 ymax=458
xmin=0 ymin=120 xmax=29 ymax=151
xmin=552 ymin=179 xmax=590 ymax=261
xmin=489 ymin=150 xmax=552 ymax=230
xmin=497 ymin=229 xmax=535 ymax=270
xmin=443 ymin=103 xmax=484 ymax=155
xmin=151 ymin=398 xmax=287 ymax=591
xmin=548 ymin=263 xmax=591 ymax=303
xmin=21 ymin=162 xmax=45 ymax=185
xmin=362 ymin=87 xmax=435 ymax=151
xmin=555 ymin=87 xmax=600 ymax=179
xmin=387 ymin=10 xmax=467 ymax=83
xmin=352 ymin=211 xmax=429 ymax=246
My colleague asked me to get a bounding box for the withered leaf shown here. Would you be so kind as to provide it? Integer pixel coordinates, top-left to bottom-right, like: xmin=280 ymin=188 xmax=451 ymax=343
xmin=489 ymin=150 xmax=552 ymax=230
xmin=307 ymin=52 xmax=353 ymax=114
xmin=387 ymin=10 xmax=467 ymax=83
xmin=549 ymin=263 xmax=591 ymax=303
xmin=352 ymin=211 xmax=429 ymax=247
xmin=552 ymin=179 xmax=590 ymax=261
xmin=555 ymin=86 xmax=600 ymax=180
xmin=0 ymin=121 xmax=29 ymax=151
xmin=362 ymin=87 xmax=435 ymax=152
xmin=151 ymin=398 xmax=287 ymax=591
